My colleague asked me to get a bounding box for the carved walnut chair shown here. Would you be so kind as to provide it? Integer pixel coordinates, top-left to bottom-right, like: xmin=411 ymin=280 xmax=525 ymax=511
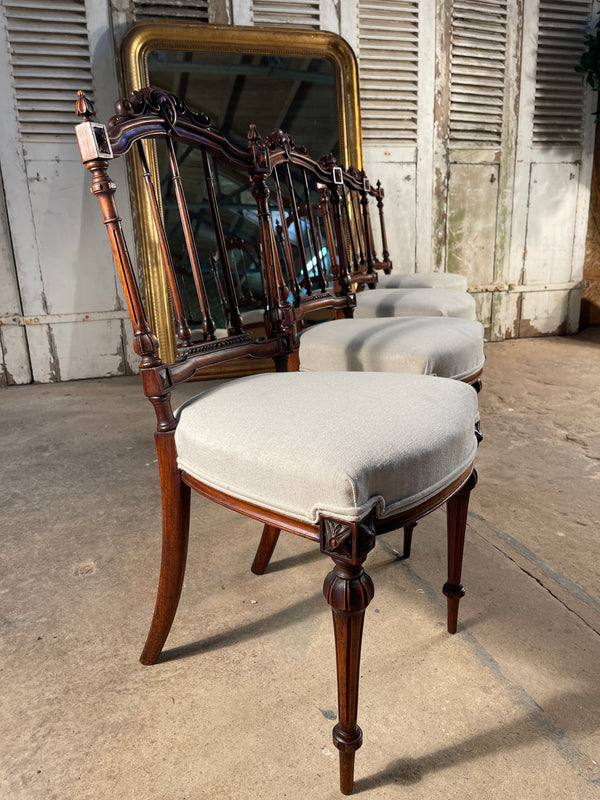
xmin=270 ymin=162 xmax=484 ymax=393
xmin=76 ymin=87 xmax=479 ymax=795
xmin=253 ymin=158 xmax=484 ymax=568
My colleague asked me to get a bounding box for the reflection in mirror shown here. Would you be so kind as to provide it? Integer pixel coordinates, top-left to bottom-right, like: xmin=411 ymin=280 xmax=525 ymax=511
xmin=122 ymin=23 xmax=362 ymax=369
xmin=156 ymin=139 xmax=265 ymax=337
xmin=150 ymin=51 xmax=340 ymax=157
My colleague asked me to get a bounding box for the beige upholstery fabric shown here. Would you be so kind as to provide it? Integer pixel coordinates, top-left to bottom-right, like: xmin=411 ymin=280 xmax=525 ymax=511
xmin=241 ymin=308 xmax=265 ymax=326
xmin=175 ymin=372 xmax=478 ymax=525
xmin=355 ymin=288 xmax=477 ymax=321
xmin=377 ymin=272 xmax=468 ymax=291
xmin=298 ymin=317 xmax=484 ymax=381
xmin=214 ymin=308 xmax=265 ymax=339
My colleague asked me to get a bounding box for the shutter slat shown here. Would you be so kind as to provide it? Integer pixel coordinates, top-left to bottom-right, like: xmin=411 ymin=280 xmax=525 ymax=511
xmin=359 ymin=0 xmax=419 ymax=145
xmin=132 ymin=1 xmax=209 ymax=20
xmin=449 ymin=1 xmax=508 ymax=146
xmin=533 ymin=0 xmax=592 ymax=147
xmin=252 ymin=0 xmax=319 ymax=28
xmin=5 ymin=0 xmax=94 ymax=142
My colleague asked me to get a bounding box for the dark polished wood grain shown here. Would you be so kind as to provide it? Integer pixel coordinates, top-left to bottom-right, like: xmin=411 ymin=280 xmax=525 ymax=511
xmin=140 ymin=431 xmax=191 ymax=665
xmin=444 ymin=469 xmax=478 ymax=634
xmin=76 ymin=87 xmax=479 ymax=795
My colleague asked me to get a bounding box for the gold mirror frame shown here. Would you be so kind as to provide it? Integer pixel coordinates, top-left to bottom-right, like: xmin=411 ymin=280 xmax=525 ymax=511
xmin=121 ymin=21 xmax=363 ymax=364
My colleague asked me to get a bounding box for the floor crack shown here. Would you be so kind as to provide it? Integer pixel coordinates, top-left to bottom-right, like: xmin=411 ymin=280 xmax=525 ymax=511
xmin=471 ymin=526 xmax=600 ymax=637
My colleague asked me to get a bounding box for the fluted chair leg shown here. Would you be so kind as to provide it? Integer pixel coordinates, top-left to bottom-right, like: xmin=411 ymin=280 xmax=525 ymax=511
xmin=443 ymin=469 xmax=477 ymax=634
xmin=324 ymin=561 xmax=374 ymax=795
xmin=140 ymin=432 xmax=191 ymax=665
xmin=251 ymin=524 xmax=281 ymax=575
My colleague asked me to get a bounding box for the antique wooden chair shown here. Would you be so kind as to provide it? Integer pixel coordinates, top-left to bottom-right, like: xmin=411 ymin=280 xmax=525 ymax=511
xmin=268 ymin=158 xmax=484 ymax=391
xmin=252 ymin=158 xmax=484 ymax=569
xmin=76 ymin=87 xmax=479 ymax=795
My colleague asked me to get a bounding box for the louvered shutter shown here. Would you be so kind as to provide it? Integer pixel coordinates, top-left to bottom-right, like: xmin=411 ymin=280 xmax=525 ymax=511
xmin=252 ymin=0 xmax=320 ymax=27
xmin=449 ymin=0 xmax=508 ymax=147
xmin=358 ymin=0 xmax=419 ymax=145
xmin=131 ymin=0 xmax=209 ymax=20
xmin=533 ymin=0 xmax=593 ymax=147
xmin=4 ymin=0 xmax=94 ymax=142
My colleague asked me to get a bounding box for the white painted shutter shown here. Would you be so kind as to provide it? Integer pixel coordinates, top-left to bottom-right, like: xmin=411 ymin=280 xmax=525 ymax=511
xmin=533 ymin=0 xmax=593 ymax=147
xmin=131 ymin=0 xmax=209 ymax=20
xmin=449 ymin=0 xmax=508 ymax=147
xmin=252 ymin=0 xmax=320 ymax=27
xmin=358 ymin=0 xmax=419 ymax=145
xmin=4 ymin=0 xmax=94 ymax=142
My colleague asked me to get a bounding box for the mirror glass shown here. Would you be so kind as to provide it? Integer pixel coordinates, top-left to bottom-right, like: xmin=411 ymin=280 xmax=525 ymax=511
xmin=121 ymin=22 xmax=362 ymax=368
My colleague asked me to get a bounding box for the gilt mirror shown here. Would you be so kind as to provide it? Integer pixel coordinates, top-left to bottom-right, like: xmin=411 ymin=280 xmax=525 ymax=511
xmin=121 ymin=21 xmax=362 ymax=369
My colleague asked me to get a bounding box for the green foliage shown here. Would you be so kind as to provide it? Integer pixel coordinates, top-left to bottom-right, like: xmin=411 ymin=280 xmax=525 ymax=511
xmin=576 ymin=20 xmax=600 ymax=91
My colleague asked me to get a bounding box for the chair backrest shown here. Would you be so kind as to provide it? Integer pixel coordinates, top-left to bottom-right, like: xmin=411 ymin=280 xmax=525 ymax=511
xmin=259 ymin=130 xmax=356 ymax=322
xmin=76 ymin=86 xmax=307 ymax=429
xmin=335 ymin=163 xmax=393 ymax=284
xmin=209 ymin=236 xmax=266 ymax=334
xmin=272 ymin=156 xmax=395 ymax=301
xmin=365 ymin=176 xmax=392 ymax=274
xmin=76 ymin=86 xmax=365 ymax=427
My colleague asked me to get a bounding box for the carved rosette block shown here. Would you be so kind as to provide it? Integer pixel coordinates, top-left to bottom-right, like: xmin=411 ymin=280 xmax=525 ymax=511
xmin=320 ymin=516 xmax=376 ymax=565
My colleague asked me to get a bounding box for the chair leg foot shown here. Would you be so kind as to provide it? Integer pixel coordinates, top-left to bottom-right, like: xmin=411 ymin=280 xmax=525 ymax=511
xmin=442 ymin=584 xmax=465 ymax=635
xmin=339 ymin=749 xmax=356 ymax=795
xmin=324 ymin=562 xmax=374 ymax=796
xmin=443 ymin=469 xmax=477 ymax=634
xmin=251 ymin=524 xmax=280 ymax=575
xmin=140 ymin=432 xmax=191 ymax=665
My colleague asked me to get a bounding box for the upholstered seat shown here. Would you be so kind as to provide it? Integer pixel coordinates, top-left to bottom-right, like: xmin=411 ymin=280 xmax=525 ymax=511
xmin=298 ymin=317 xmax=484 ymax=381
xmin=354 ymin=287 xmax=477 ymax=320
xmin=175 ymin=372 xmax=478 ymax=525
xmin=377 ymin=272 xmax=468 ymax=291
xmin=77 ymin=89 xmax=481 ymax=796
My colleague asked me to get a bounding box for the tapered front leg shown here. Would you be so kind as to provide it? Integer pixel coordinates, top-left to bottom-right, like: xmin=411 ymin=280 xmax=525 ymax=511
xmin=443 ymin=469 xmax=478 ymax=634
xmin=140 ymin=431 xmax=191 ymax=665
xmin=324 ymin=562 xmax=374 ymax=795
xmin=251 ymin=524 xmax=281 ymax=575
xmin=321 ymin=515 xmax=376 ymax=795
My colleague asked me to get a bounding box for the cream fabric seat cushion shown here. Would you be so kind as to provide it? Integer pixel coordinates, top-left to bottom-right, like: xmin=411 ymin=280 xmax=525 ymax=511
xmin=355 ymin=287 xmax=476 ymax=321
xmin=377 ymin=272 xmax=468 ymax=291
xmin=175 ymin=372 xmax=478 ymax=525
xmin=214 ymin=308 xmax=265 ymax=338
xmin=298 ymin=317 xmax=484 ymax=381
xmin=241 ymin=308 xmax=265 ymax=326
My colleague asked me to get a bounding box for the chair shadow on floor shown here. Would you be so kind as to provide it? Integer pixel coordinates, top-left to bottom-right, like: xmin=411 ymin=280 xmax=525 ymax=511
xmin=153 ymin=546 xmax=599 ymax=792
xmin=156 ymin=548 xmax=399 ymax=663
xmin=157 ymin=589 xmax=325 ymax=663
xmin=353 ymin=689 xmax=600 ymax=792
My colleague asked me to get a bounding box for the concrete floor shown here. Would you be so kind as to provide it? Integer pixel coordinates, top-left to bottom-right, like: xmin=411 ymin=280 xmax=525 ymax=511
xmin=2 ymin=329 xmax=599 ymax=799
